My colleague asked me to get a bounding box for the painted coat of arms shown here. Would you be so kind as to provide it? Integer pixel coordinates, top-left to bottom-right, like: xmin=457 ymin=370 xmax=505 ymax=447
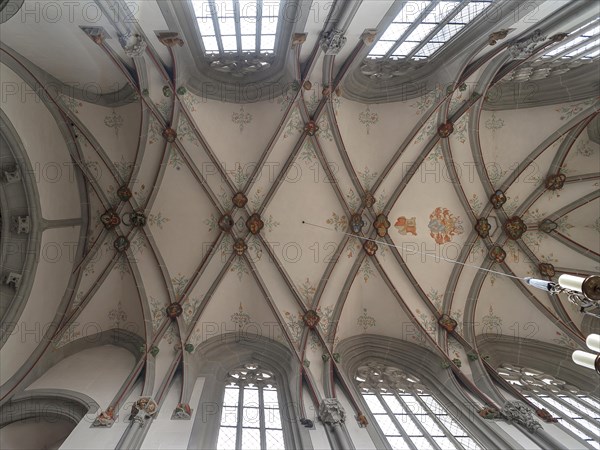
xmin=428 ymin=207 xmax=463 ymax=244
xmin=394 ymin=216 xmax=417 ymax=235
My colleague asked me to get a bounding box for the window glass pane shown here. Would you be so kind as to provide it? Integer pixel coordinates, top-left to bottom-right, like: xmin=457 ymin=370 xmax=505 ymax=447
xmin=222 ymin=35 xmax=237 ymax=51
xmin=417 ymin=414 xmax=445 ymax=436
xmin=198 ymin=18 xmax=216 ymax=35
xmin=382 ymin=395 xmax=406 ymax=413
xmin=216 ymin=426 xmax=237 ymax=450
xmin=242 ymin=407 xmax=260 ymax=427
xmin=452 ymin=1 xmax=491 ymax=23
xmin=430 ymin=24 xmax=464 ymax=42
xmin=432 ymin=436 xmax=455 ymax=449
xmin=437 ymin=414 xmax=466 ymax=435
xmin=223 ymin=387 xmax=239 ymax=406
xmin=393 ymin=41 xmax=420 ymax=56
xmin=243 ymin=387 xmax=259 ymax=407
xmin=215 ymin=0 xmax=235 ymax=17
xmin=368 ymin=41 xmax=396 ymax=57
xmin=381 ymin=23 xmax=411 ymax=41
xmin=416 ymin=42 xmax=444 ymax=57
xmin=242 ymin=428 xmax=261 ymax=449
xmin=410 ymin=436 xmax=435 ymax=450
xmin=264 ymin=407 xmax=282 ymax=429
xmin=262 ymin=17 xmax=278 ymax=34
xmin=262 ymin=0 xmax=281 ymax=17
xmin=456 ymin=437 xmax=483 ymax=450
xmin=395 ymin=414 xmax=423 ymax=436
xmin=579 ymin=396 xmax=600 ymax=411
xmin=240 ymin=18 xmax=256 ymax=34
xmin=422 ymin=1 xmax=460 ymax=23
xmin=265 ymin=429 xmax=285 ymax=450
xmin=263 ymin=388 xmax=279 ymax=406
xmin=405 ymin=23 xmax=437 ymax=42
xmin=219 ymin=16 xmax=237 ymax=35
xmin=238 ymin=0 xmax=258 ymax=16
xmin=374 ymin=414 xmax=402 ymax=436
xmin=559 ymin=419 xmax=592 ymax=440
xmin=401 ymin=395 xmax=427 ymax=415
xmin=560 ymin=396 xmax=599 ymax=418
xmin=220 ymin=406 xmax=238 ymax=426
xmin=363 ymin=394 xmax=387 ymax=414
xmin=387 ymin=436 xmax=411 ymax=450
xmin=261 ymin=35 xmax=276 ymax=51
xmin=573 ymin=418 xmax=600 ymax=437
xmin=420 ymin=395 xmax=444 ymax=414
xmin=202 ymin=36 xmax=219 ymax=52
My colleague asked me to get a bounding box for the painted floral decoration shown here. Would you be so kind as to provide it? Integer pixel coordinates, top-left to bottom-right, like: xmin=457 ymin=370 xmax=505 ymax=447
xmin=428 ymin=207 xmax=464 ymax=244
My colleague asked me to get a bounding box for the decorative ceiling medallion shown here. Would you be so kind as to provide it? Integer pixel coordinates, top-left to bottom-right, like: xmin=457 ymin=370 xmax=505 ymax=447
xmin=364 ymin=192 xmax=375 ymax=208
xmin=232 ymin=192 xmax=248 ymax=208
xmin=218 ymin=214 xmax=234 ymax=232
xmin=303 ymin=80 xmax=312 ymax=90
xmin=503 ymin=216 xmax=527 ymax=240
xmin=437 ymin=121 xmax=454 ymax=138
xmin=490 ymin=190 xmax=507 ymax=209
xmin=117 ymin=185 xmax=132 ymax=202
xmin=361 ymin=29 xmax=378 ymax=46
xmin=246 ymin=213 xmax=264 ymax=235
xmin=208 ymin=54 xmax=274 ymax=78
xmin=545 ymin=173 xmax=566 ymax=190
xmin=100 ymin=208 xmax=121 ymax=230
xmin=538 ymin=218 xmax=557 ymax=233
xmin=363 ymin=240 xmax=378 ymax=256
xmin=373 ymin=214 xmax=390 ymax=237
xmin=172 ymin=403 xmax=192 ymax=420
xmin=438 ymin=314 xmax=457 ymax=333
xmin=166 ymin=302 xmax=183 ymax=319
xmin=233 ymin=239 xmax=247 ymax=256
xmin=131 ymin=397 xmax=158 ymax=418
xmin=92 ymin=407 xmax=116 ymax=427
xmin=114 ymin=236 xmax=130 ymax=253
xmin=157 ymin=31 xmax=184 ymax=48
xmin=429 ymin=207 xmax=463 ymax=244
xmin=320 ymin=28 xmax=346 ymax=55
xmin=489 ymin=246 xmax=506 ymax=264
xmin=163 ymin=86 xmax=172 ymax=97
xmin=302 ymin=310 xmax=320 ymax=329
xmin=122 ymin=211 xmax=146 ymax=227
xmin=475 ymin=217 xmax=491 ymax=239
xmin=350 ymin=214 xmax=365 ymax=234
xmin=538 ymin=263 xmax=555 ymax=278
xmin=304 ymin=120 xmax=319 ymax=136
xmin=488 ymin=29 xmax=514 ymax=45
xmin=162 ymin=127 xmax=178 ymax=143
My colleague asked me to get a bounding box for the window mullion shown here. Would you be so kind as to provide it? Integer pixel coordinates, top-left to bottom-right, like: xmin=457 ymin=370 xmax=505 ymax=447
xmin=544 ymin=20 xmax=600 ymax=57
xmin=413 ymin=394 xmax=464 ymax=450
xmin=234 ymin=0 xmax=242 ymax=54
xmin=547 ymin=38 xmax=600 ymax=62
xmin=530 ymin=394 xmax=596 ymax=440
xmin=406 ymin=0 xmax=470 ymax=59
xmin=259 ymin=386 xmax=267 ymax=450
xmin=384 ymin=0 xmax=441 ymax=59
xmin=377 ymin=393 xmax=420 ymax=450
xmin=395 ymin=393 xmax=443 ymax=450
xmin=567 ymin=43 xmax=600 ymax=60
xmin=209 ymin=0 xmax=224 ymax=55
xmin=548 ymin=392 xmax=599 ymax=425
xmin=256 ymin=0 xmax=262 ymax=53
xmin=236 ymin=384 xmax=244 ymax=450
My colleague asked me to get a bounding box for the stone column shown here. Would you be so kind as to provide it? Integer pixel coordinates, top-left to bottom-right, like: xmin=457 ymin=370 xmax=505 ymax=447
xmin=115 ymin=397 xmax=157 ymax=450
xmin=319 ymin=398 xmax=355 ymax=450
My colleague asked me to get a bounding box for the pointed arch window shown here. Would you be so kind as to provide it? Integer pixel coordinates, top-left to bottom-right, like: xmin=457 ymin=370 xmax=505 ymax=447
xmin=192 ymin=0 xmax=282 ymax=55
xmin=356 ymin=362 xmax=482 ymax=450
xmin=499 ymin=364 xmax=600 ymax=445
xmin=368 ymin=0 xmax=494 ymax=60
xmin=217 ymin=362 xmax=286 ymax=450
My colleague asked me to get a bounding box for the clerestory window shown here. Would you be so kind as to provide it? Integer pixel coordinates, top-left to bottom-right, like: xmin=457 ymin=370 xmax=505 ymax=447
xmin=368 ymin=0 xmax=495 ymax=60
xmin=191 ymin=0 xmax=282 ymax=55
xmin=217 ymin=362 xmax=286 ymax=450
xmin=499 ymin=364 xmax=600 ymax=445
xmin=357 ymin=362 xmax=482 ymax=450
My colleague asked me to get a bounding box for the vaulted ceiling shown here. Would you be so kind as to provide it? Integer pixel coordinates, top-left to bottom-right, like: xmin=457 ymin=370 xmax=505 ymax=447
xmin=0 ymin=0 xmax=599 ymax=411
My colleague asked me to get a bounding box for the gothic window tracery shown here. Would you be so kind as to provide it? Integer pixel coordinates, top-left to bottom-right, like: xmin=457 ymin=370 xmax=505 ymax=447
xmin=356 ymin=362 xmax=482 ymax=450
xmin=367 ymin=0 xmax=494 ymax=60
xmin=498 ymin=364 xmax=600 ymax=445
xmin=217 ymin=362 xmax=286 ymax=450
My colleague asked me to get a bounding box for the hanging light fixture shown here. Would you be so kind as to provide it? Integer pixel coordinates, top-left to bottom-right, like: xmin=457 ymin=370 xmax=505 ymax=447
xmin=524 ymin=274 xmax=600 ymax=318
xmin=572 ymin=334 xmax=600 ymax=374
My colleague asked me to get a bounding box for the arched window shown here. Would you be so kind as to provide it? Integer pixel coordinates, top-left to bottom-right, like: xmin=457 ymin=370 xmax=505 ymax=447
xmin=192 ymin=0 xmax=282 ymax=55
xmin=356 ymin=362 xmax=482 ymax=450
xmin=217 ymin=362 xmax=286 ymax=450
xmin=367 ymin=1 xmax=495 ymax=60
xmin=499 ymin=363 xmax=600 ymax=445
